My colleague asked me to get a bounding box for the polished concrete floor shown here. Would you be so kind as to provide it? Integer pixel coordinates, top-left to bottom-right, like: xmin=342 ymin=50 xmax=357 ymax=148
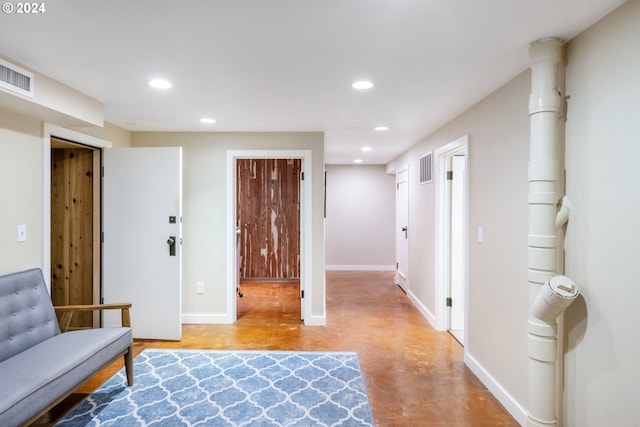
xmin=35 ymin=271 xmax=518 ymax=426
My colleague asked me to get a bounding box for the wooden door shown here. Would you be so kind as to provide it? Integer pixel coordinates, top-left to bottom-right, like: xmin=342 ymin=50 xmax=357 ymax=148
xmin=50 ymin=140 xmax=100 ymax=328
xmin=237 ymin=159 xmax=301 ymax=279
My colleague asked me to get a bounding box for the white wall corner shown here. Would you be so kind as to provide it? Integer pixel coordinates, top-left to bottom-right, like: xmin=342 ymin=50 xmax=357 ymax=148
xmin=464 ymin=352 xmax=527 ymax=426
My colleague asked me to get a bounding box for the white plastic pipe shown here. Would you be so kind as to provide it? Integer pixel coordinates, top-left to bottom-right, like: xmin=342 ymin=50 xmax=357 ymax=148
xmin=528 ymin=38 xmax=563 ymax=290
xmin=527 ymin=38 xmax=579 ymax=427
xmin=528 ymin=276 xmax=579 ymax=426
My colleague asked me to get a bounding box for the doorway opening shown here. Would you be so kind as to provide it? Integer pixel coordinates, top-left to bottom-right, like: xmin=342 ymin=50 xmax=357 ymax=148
xmin=226 ymin=149 xmax=313 ymax=325
xmin=235 ymin=158 xmax=301 ymax=323
xmin=43 ymin=124 xmax=111 ymax=301
xmin=49 ymin=137 xmax=101 ymax=328
xmin=447 ymin=151 xmax=466 ymax=344
xmin=395 ymin=167 xmax=409 ymax=292
xmin=436 ymin=135 xmax=469 ymax=345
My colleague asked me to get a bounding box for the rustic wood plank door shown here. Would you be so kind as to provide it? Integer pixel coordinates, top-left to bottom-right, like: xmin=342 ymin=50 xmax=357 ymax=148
xmin=237 ymin=159 xmax=301 ymax=279
xmin=50 ymin=140 xmax=100 ymax=328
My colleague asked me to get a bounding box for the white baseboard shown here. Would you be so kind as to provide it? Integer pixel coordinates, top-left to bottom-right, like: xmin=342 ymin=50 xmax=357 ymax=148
xmin=182 ymin=313 xmax=234 ymax=324
xmin=324 ymin=265 xmax=395 ymax=271
xmin=464 ymin=352 xmax=527 ymax=426
xmin=405 ymin=290 xmax=525 ymax=424
xmin=183 ymin=312 xmax=326 ymax=326
xmin=406 ymin=290 xmax=437 ymax=329
xmin=303 ymin=315 xmax=327 ymax=326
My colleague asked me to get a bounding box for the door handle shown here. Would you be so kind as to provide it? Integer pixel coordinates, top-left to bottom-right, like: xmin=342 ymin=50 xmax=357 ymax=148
xmin=167 ymin=236 xmax=176 ymax=256
xmin=402 ymin=226 xmax=408 ymax=238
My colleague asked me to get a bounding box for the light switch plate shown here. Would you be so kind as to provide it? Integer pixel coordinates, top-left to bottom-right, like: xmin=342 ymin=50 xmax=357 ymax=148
xmin=17 ymin=225 xmax=27 ymax=242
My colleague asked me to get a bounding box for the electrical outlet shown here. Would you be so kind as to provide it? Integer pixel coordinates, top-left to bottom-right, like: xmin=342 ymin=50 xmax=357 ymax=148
xmin=196 ymin=282 xmax=204 ymax=294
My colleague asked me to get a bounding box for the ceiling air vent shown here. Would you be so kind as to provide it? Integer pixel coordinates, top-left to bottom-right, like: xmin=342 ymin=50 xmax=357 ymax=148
xmin=419 ymin=151 xmax=432 ymax=184
xmin=0 ymin=58 xmax=35 ymax=98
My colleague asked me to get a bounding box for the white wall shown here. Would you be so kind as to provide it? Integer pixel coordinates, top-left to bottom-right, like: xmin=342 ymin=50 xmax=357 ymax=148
xmin=73 ymin=122 xmax=132 ymax=147
xmin=563 ymin=2 xmax=640 ymax=425
xmin=387 ymin=71 xmax=531 ymax=420
xmin=385 ymin=2 xmax=638 ymax=425
xmin=131 ymin=132 xmax=326 ymax=323
xmin=325 ymin=165 xmax=395 ymax=270
xmin=0 ymin=109 xmax=44 ymax=274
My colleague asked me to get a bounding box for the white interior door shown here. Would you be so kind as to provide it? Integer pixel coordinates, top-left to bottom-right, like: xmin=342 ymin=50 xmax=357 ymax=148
xmin=395 ymin=168 xmax=409 ymax=291
xmin=102 ymin=147 xmax=182 ymax=340
xmin=449 ymin=154 xmax=466 ymax=335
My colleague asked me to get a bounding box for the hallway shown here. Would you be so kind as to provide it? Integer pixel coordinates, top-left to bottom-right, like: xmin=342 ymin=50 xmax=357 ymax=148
xmin=37 ymin=271 xmax=517 ymax=426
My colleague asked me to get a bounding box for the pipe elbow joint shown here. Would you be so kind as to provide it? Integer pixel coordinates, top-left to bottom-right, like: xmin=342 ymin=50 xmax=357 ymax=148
xmin=530 ymin=275 xmax=579 ymax=324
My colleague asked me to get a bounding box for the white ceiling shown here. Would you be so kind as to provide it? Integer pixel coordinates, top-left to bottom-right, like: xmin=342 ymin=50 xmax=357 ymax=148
xmin=0 ymin=0 xmax=625 ymax=164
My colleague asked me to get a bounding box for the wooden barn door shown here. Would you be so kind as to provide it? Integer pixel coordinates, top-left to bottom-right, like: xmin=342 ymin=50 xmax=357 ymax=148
xmin=50 ymin=139 xmax=100 ymax=328
xmin=237 ymin=159 xmax=301 ymax=279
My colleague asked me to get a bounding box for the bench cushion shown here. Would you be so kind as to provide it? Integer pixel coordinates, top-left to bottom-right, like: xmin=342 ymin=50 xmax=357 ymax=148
xmin=0 ymin=327 xmax=132 ymax=426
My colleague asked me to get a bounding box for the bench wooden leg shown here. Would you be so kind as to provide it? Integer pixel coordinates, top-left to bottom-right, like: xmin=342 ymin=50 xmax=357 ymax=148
xmin=124 ymin=346 xmax=134 ymax=386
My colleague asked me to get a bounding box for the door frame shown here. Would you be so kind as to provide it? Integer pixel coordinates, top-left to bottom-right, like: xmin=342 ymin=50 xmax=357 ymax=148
xmin=448 ymin=152 xmax=466 ymax=339
xmin=435 ymin=134 xmax=469 ymax=333
xmin=394 ymin=166 xmax=409 ymax=291
xmin=226 ymin=150 xmax=312 ymax=324
xmin=42 ymin=124 xmax=111 ymax=293
xmin=50 ymin=138 xmax=101 ymax=326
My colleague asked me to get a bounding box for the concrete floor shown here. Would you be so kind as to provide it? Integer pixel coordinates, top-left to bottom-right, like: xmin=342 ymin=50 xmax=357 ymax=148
xmin=35 ymin=270 xmax=517 ymax=426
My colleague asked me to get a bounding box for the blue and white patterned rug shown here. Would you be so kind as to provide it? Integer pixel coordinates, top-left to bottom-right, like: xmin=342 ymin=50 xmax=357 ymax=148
xmin=56 ymin=349 xmax=374 ymax=426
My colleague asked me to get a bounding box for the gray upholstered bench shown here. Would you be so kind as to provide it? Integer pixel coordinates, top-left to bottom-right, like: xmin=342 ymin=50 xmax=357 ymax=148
xmin=0 ymin=268 xmax=133 ymax=426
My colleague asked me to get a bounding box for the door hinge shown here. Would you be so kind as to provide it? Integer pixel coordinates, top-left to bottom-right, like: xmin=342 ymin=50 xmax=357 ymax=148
xmin=397 ymin=183 xmax=400 ymax=190
xmin=301 ymin=172 xmax=304 ymax=180
xmin=396 ymin=262 xmax=399 ymax=269
xmin=446 ymin=297 xmax=453 ymax=307
xmin=101 ymin=232 xmax=104 ymax=243
xmin=101 ymin=166 xmax=105 ymax=177
xmin=447 ymin=171 xmax=453 ymax=180
xmin=301 ymin=290 xmax=304 ymax=298
xmin=100 ymin=297 xmax=104 ymax=304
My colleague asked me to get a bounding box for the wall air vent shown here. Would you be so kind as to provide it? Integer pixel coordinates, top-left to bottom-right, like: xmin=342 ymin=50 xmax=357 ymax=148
xmin=0 ymin=58 xmax=35 ymax=98
xmin=419 ymin=151 xmax=432 ymax=184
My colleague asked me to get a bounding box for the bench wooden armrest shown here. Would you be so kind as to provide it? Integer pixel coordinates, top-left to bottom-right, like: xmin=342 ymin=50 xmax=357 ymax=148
xmin=54 ymin=303 xmax=132 ymax=332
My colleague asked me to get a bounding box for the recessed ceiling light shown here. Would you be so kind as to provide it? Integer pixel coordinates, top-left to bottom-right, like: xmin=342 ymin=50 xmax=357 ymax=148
xmin=200 ymin=117 xmax=216 ymax=124
xmin=149 ymin=79 xmax=172 ymax=89
xmin=374 ymin=126 xmax=389 ymax=131
xmin=352 ymin=80 xmax=374 ymax=90
xmin=354 ymin=159 xmax=363 ymax=164
xmin=361 ymin=146 xmax=372 ymax=152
